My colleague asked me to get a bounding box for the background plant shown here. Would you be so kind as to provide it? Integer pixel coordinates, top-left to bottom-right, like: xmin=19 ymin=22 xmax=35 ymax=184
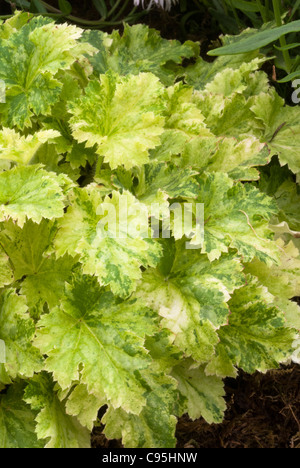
xmin=1 ymin=0 xmax=147 ymax=27
xmin=2 ymin=0 xmax=300 ymax=85
xmin=178 ymin=0 xmax=300 ymax=82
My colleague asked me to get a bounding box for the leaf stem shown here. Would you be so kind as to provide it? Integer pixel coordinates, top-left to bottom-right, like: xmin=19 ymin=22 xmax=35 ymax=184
xmin=256 ymin=0 xmax=267 ymax=23
xmin=265 ymin=0 xmax=270 ymax=21
xmin=228 ymin=0 xmax=241 ymax=29
xmin=272 ymin=0 xmax=292 ymax=72
xmin=111 ymin=0 xmax=132 ymax=22
xmin=38 ymin=0 xmax=138 ymax=26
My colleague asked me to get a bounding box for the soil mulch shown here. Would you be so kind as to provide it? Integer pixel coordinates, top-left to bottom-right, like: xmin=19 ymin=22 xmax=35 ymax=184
xmin=92 ymin=364 xmax=300 ymax=449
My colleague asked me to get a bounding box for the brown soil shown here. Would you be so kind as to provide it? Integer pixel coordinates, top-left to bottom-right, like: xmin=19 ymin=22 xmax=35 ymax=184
xmin=92 ymin=364 xmax=300 ymax=449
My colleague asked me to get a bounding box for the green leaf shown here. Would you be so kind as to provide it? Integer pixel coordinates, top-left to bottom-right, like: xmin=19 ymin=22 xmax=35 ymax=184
xmin=206 ymin=278 xmax=297 ymax=377
xmin=135 ymin=245 xmax=246 ymax=361
xmin=65 ymin=384 xmax=106 ymax=431
xmin=258 ymin=158 xmax=300 ymax=232
xmin=230 ymin=0 xmax=260 ymax=12
xmin=245 ymin=238 xmax=300 ymax=301
xmin=0 ymin=12 xmax=35 ymax=40
xmin=54 ymin=186 xmax=162 ymax=297
xmin=0 ymin=19 xmax=95 ymax=128
xmin=24 ymin=373 xmax=91 ymax=448
xmin=58 ymin=0 xmax=72 ymax=15
xmin=283 ymin=299 xmax=300 ymax=331
xmin=0 ymin=128 xmax=60 ymax=167
xmin=69 ymin=72 xmax=165 ymax=170
xmin=195 ymin=90 xmax=260 ymax=138
xmin=184 ymin=44 xmax=262 ymax=90
xmin=135 ymin=162 xmax=200 ymax=218
xmin=250 ymin=89 xmax=300 ymax=178
xmin=274 ymin=43 xmax=300 ymax=52
xmin=83 ymin=24 xmax=197 ymax=86
xmin=0 ymin=165 xmax=67 ymax=227
xmin=181 ymin=135 xmax=269 ymax=181
xmin=31 ymin=142 xmax=81 ymax=183
xmin=65 ymin=141 xmax=97 ymax=170
xmin=0 ymin=383 xmax=43 ymax=448
xmin=173 ymin=245 xmax=246 ymax=326
xmin=208 ymin=20 xmax=300 ymax=56
xmin=196 ymin=172 xmax=279 ymax=263
xmin=103 ymin=369 xmax=178 ymax=448
xmin=135 ymin=265 xmax=219 ymax=362
xmin=30 ymin=0 xmax=48 ymax=13
xmin=35 ymin=275 xmax=159 ymax=414
xmin=145 ymin=329 xmax=183 ymax=373
xmin=0 ymin=219 xmax=75 ymax=317
xmin=0 ymin=289 xmax=42 ymax=385
xmin=0 ymin=245 xmax=13 ymax=288
xmin=92 ymin=0 xmax=107 ymax=18
xmin=203 ymin=57 xmax=266 ymax=96
xmin=165 ymin=82 xmax=210 ymax=137
xmin=172 ymin=359 xmax=226 ymax=424
xmin=277 ymin=70 xmax=300 ymax=83
xmin=149 ymin=129 xmax=188 ymax=163
xmin=137 ymin=162 xmax=200 ymax=201
xmin=53 ymin=185 xmax=102 ymax=257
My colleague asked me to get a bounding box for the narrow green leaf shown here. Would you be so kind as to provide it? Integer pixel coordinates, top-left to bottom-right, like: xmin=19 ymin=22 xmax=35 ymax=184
xmin=277 ymin=70 xmax=300 ymax=82
xmin=92 ymin=0 xmax=108 ymax=18
xmin=30 ymin=0 xmax=48 ymax=13
xmin=58 ymin=0 xmax=72 ymax=15
xmin=274 ymin=42 xmax=300 ymax=51
xmin=231 ymin=0 xmax=260 ymax=12
xmin=208 ymin=20 xmax=300 ymax=55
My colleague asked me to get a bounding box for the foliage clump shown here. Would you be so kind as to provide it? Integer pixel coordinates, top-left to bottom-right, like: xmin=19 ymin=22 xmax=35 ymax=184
xmin=0 ymin=13 xmax=299 ymax=448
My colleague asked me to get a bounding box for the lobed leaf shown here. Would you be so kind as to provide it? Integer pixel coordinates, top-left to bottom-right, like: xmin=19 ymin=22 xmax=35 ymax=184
xmin=83 ymin=24 xmax=197 ymax=86
xmin=172 ymin=359 xmax=226 ymax=424
xmin=69 ymin=72 xmax=166 ymax=170
xmin=0 ymin=165 xmax=67 ymax=227
xmin=0 ymin=383 xmax=43 ymax=448
xmin=0 ymin=289 xmax=42 ymax=385
xmin=196 ymin=172 xmax=279 ymax=263
xmin=35 ymin=275 xmax=159 ymax=414
xmin=135 ymin=245 xmax=246 ymax=361
xmin=24 ymin=373 xmax=90 ymax=448
xmin=0 ymin=219 xmax=75 ymax=317
xmin=54 ymin=186 xmax=162 ymax=297
xmin=206 ymin=279 xmax=297 ymax=377
xmin=103 ymin=369 xmax=178 ymax=448
xmin=0 ymin=19 xmax=95 ymax=128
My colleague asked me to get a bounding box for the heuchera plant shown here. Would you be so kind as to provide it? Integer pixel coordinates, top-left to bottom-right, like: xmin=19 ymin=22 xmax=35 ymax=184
xmin=0 ymin=12 xmax=299 ymax=448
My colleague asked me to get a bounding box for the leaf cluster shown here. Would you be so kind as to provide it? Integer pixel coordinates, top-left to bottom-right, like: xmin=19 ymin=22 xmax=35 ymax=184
xmin=0 ymin=14 xmax=299 ymax=448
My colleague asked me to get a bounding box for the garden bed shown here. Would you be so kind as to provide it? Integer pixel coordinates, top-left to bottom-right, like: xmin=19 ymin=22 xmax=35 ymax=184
xmin=91 ymin=365 xmax=300 ymax=449
xmin=0 ymin=2 xmax=300 ymax=449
